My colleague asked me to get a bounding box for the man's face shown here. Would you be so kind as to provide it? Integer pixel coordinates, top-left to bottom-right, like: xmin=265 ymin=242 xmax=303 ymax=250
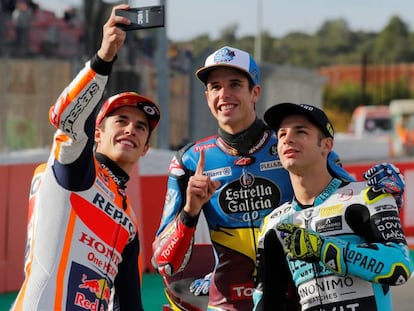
xmin=95 ymin=106 xmax=150 ymax=173
xmin=277 ymin=114 xmax=332 ymax=174
xmin=204 ymin=67 xmax=260 ymax=134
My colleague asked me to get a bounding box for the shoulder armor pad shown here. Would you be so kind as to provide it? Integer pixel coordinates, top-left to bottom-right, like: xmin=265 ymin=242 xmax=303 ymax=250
xmin=364 ymin=187 xmax=390 ymax=204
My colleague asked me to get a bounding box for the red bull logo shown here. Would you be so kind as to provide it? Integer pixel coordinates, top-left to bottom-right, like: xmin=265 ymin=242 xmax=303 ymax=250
xmin=75 ymin=274 xmax=111 ymax=310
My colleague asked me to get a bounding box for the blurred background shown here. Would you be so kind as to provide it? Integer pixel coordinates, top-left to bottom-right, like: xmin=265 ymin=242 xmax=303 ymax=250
xmin=1 ymin=0 xmax=414 ymax=154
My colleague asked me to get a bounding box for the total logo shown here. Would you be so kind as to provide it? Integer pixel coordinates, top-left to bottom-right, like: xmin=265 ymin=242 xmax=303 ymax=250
xmin=230 ymin=282 xmax=254 ymax=300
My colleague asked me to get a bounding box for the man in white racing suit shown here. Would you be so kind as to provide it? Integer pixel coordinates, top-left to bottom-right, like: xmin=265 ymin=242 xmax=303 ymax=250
xmin=253 ymin=103 xmax=413 ymax=311
xmin=11 ymin=4 xmax=161 ymax=310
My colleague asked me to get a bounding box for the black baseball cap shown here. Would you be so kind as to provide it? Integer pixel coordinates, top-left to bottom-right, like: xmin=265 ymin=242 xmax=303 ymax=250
xmin=264 ymin=103 xmax=334 ymax=138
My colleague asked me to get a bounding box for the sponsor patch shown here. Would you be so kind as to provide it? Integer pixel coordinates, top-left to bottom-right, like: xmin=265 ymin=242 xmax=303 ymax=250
xmin=260 ymin=160 xmax=283 ymax=171
xmin=319 ymin=204 xmax=343 ymax=218
xmin=316 ymin=216 xmax=342 ymax=233
xmin=219 ymin=176 xmax=280 ymax=222
xmin=67 ymin=263 xmax=112 ymax=310
xmin=204 ymin=166 xmax=232 ymax=178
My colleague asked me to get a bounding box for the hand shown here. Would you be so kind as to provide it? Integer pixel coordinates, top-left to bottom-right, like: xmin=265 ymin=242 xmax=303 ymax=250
xmin=97 ymin=4 xmax=130 ymax=62
xmin=363 ymin=163 xmax=405 ymax=208
xmin=184 ymin=149 xmax=220 ymax=217
xmin=189 ymin=272 xmax=211 ymax=296
xmin=277 ymin=223 xmax=323 ymax=262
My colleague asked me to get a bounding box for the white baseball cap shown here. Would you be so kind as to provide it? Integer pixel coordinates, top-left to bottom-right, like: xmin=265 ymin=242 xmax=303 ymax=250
xmin=195 ymin=46 xmax=260 ymax=85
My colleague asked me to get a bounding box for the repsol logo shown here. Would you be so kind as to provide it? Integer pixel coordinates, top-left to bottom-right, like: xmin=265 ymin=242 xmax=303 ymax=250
xmin=99 ymin=163 xmax=127 ymax=187
xmin=93 ymin=193 xmax=135 ymax=237
xmin=219 ymin=177 xmax=280 ymax=215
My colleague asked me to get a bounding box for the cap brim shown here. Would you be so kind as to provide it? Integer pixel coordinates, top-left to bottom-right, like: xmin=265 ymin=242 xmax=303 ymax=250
xmin=105 ymin=93 xmax=154 ymax=114
xmin=264 ymin=103 xmax=309 ymax=131
xmin=96 ymin=93 xmax=160 ymax=131
xmin=195 ymin=64 xmax=253 ymax=85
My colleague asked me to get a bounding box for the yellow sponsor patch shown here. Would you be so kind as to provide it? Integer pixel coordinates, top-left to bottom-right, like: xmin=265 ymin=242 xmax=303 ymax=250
xmin=319 ymin=204 xmax=343 ymax=218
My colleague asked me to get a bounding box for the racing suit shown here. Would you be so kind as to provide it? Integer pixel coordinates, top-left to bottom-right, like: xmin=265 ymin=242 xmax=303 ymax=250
xmin=11 ymin=55 xmax=143 ymax=310
xmin=253 ymin=178 xmax=414 ymax=311
xmin=152 ymin=121 xmax=353 ymax=311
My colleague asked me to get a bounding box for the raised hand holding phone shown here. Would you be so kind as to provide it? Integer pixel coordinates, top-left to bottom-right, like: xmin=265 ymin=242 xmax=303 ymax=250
xmin=97 ymin=4 xmax=130 ymax=62
xmin=115 ymin=5 xmax=165 ymax=31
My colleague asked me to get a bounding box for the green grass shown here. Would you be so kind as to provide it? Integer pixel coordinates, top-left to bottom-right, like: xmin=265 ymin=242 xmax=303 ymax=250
xmin=0 ymin=292 xmax=16 ymax=310
xmin=142 ymin=273 xmax=168 ymax=309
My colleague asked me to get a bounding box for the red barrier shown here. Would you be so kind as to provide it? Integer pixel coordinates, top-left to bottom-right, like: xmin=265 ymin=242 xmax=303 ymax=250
xmin=139 ymin=175 xmax=169 ymax=272
xmin=1 ymin=158 xmax=413 ymax=292
xmin=0 ymin=163 xmax=38 ymax=293
xmin=0 ymin=165 xmax=8 ymax=293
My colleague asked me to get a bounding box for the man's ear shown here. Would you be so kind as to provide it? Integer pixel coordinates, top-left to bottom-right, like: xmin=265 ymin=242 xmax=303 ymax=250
xmin=94 ymin=128 xmax=101 ymax=144
xmin=142 ymin=143 xmax=150 ymax=156
xmin=322 ymin=137 xmax=334 ymax=155
xmin=252 ymin=84 xmax=261 ymax=103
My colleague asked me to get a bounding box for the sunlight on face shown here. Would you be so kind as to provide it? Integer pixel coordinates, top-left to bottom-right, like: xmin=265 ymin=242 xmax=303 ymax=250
xmin=95 ymin=106 xmax=150 ymax=173
xmin=277 ymin=114 xmax=332 ymax=174
xmin=205 ymin=67 xmax=260 ymax=134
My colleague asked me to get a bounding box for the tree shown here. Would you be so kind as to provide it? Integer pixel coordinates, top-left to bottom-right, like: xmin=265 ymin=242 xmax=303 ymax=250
xmin=315 ymin=18 xmax=355 ymax=65
xmin=272 ymin=32 xmax=317 ymax=67
xmin=373 ymin=16 xmax=412 ymax=63
xmin=219 ymin=23 xmax=238 ymax=44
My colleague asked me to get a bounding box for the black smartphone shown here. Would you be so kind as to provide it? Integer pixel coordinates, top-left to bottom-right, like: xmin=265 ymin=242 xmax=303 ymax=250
xmin=115 ymin=5 xmax=165 ymax=31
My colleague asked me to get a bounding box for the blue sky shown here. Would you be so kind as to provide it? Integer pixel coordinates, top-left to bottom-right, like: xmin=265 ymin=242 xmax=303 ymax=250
xmin=36 ymin=0 xmax=414 ymax=41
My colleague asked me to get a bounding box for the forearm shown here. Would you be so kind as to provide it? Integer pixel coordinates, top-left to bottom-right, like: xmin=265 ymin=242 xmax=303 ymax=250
xmin=50 ymin=55 xmax=113 ymax=125
xmin=345 ymin=241 xmax=413 ymax=285
xmin=152 ymin=210 xmax=199 ymax=276
xmin=321 ymin=236 xmax=414 ymax=285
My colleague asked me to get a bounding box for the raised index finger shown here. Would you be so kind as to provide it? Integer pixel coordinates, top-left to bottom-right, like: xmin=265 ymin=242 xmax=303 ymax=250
xmin=195 ymin=149 xmax=205 ymax=175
